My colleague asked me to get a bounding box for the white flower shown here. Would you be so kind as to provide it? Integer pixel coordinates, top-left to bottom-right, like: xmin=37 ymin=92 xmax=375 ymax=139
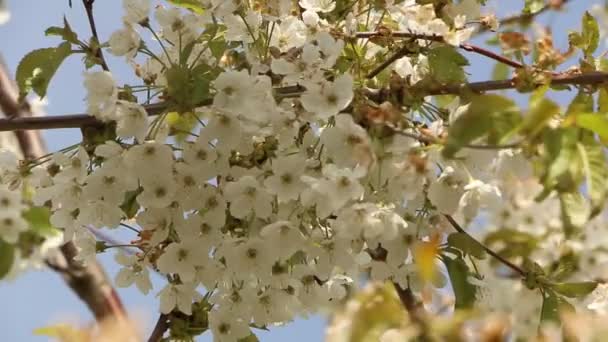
xmin=300 ymin=74 xmax=353 ymax=120
xmin=223 ymin=11 xmax=261 ymax=43
xmin=157 ymin=240 xmax=208 ymax=282
xmin=115 ymin=251 xmax=152 ymax=294
xmin=114 ymin=100 xmax=148 ymax=142
xmin=299 ymin=0 xmax=335 ymax=13
xmin=123 ymin=0 xmax=150 ymax=25
xmin=224 ymin=176 xmax=273 ymax=219
xmin=78 ymin=200 xmax=124 ymax=229
xmin=73 ymin=229 xmax=97 ymax=265
xmin=0 ymin=212 xmax=28 ymax=243
xmin=260 ymin=221 xmax=305 ymax=259
xmin=84 ymin=71 xmax=118 ymax=121
xmin=586 ymin=283 xmax=608 ymax=314
xmin=263 ymin=154 xmax=307 ymax=203
xmin=0 ymin=184 xmax=24 ymax=212
xmin=209 ymin=309 xmax=252 ymax=342
xmin=158 ymin=282 xmax=200 ymax=315
xmin=137 ymin=208 xmax=172 ymax=246
xmin=459 ymin=179 xmax=502 ymax=222
xmin=221 ymin=238 xmax=275 ymax=280
xmin=427 ymin=166 xmax=466 ymax=215
xmin=137 ymin=174 xmax=177 ymax=209
xmin=108 ymin=25 xmax=140 ymax=58
xmin=125 ymin=141 xmax=174 ymax=181
xmin=269 ymin=16 xmax=307 ymax=52
xmin=320 ymin=114 xmax=374 ymax=168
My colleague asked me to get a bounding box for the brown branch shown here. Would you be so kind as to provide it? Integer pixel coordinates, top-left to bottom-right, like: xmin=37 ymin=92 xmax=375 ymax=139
xmin=366 ymin=44 xmax=416 ymax=79
xmin=148 ymin=314 xmax=170 ymax=342
xmin=443 ymin=214 xmax=526 ymax=277
xmin=0 ymin=56 xmax=135 ymax=337
xmin=475 ymin=0 xmax=570 ymax=35
xmin=83 ymin=0 xmax=110 ymax=71
xmin=392 ymin=282 xmax=430 ymax=341
xmin=355 ymin=31 xmax=525 ymax=70
xmin=1 ymin=71 xmax=608 ymax=133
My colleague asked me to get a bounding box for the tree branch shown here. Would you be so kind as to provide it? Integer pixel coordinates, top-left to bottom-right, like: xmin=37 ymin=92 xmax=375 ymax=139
xmin=443 ymin=214 xmax=526 ymax=277
xmin=1 ymin=71 xmax=607 ymax=132
xmin=475 ymin=0 xmax=570 ymax=35
xmin=83 ymin=0 xmax=110 ymax=71
xmin=148 ymin=313 xmax=170 ymax=342
xmin=355 ymin=31 xmax=525 ymax=70
xmin=0 ymin=56 xmax=135 ymax=337
xmin=392 ymin=282 xmax=431 ymax=341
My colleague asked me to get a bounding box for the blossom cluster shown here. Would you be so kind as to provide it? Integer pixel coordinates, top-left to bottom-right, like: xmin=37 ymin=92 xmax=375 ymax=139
xmin=3 ymin=0 xmax=608 ymax=341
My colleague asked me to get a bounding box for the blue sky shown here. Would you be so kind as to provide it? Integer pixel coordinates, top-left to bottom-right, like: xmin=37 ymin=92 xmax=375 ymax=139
xmin=0 ymin=1 xmax=592 ymax=341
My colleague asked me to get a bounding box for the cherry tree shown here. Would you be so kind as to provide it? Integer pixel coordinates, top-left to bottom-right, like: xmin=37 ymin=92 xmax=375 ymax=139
xmin=3 ymin=0 xmax=608 ymax=341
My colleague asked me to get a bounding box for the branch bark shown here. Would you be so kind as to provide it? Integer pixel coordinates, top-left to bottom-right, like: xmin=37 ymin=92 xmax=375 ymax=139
xmin=82 ymin=0 xmax=110 ymax=71
xmin=0 ymin=56 xmax=135 ymax=337
xmin=148 ymin=313 xmax=170 ymax=342
xmin=1 ymin=70 xmax=607 ymax=133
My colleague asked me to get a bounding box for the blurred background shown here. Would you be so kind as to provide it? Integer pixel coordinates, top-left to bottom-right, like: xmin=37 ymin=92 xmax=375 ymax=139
xmin=0 ymin=0 xmax=592 ymax=340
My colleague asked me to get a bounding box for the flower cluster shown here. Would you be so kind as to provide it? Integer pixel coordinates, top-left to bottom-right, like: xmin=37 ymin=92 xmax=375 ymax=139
xmin=4 ymin=0 xmax=608 ymax=341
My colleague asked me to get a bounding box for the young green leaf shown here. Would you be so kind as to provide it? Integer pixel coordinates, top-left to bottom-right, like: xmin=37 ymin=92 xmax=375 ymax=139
xmin=0 ymin=239 xmax=15 ymax=279
xmin=576 ymin=139 xmax=608 ymax=217
xmin=443 ymin=256 xmax=477 ymax=309
xmin=572 ymin=113 xmax=608 ymax=141
xmin=15 ymin=42 xmax=73 ymax=100
xmin=447 ymin=232 xmax=486 ymax=259
xmin=428 ymin=45 xmax=469 ymax=84
xmin=582 ymin=11 xmax=600 ymax=56
xmin=559 ymin=192 xmax=590 ymax=231
xmin=22 ymin=207 xmax=59 ymax=237
xmin=443 ymin=94 xmax=520 ymax=158
xmin=551 ymin=281 xmax=598 ymax=298
xmin=44 ymin=16 xmax=78 ymax=44
xmin=167 ymin=0 xmax=205 ymax=13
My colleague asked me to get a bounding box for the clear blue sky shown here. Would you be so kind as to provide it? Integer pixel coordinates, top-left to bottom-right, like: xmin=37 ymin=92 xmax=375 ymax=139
xmin=0 ymin=1 xmax=591 ymax=341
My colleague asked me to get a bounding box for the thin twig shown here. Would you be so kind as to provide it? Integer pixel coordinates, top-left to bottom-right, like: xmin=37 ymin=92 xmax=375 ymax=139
xmin=392 ymin=282 xmax=431 ymax=341
xmin=148 ymin=314 xmax=170 ymax=342
xmin=443 ymin=214 xmax=526 ymax=277
xmin=356 ymin=31 xmax=525 ymax=70
xmin=366 ymin=44 xmax=415 ymax=79
xmin=475 ymin=0 xmax=570 ymax=35
xmin=83 ymin=0 xmax=110 ymax=71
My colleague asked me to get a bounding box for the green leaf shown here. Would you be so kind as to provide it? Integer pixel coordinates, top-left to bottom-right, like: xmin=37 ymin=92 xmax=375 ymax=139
xmin=16 ymin=42 xmax=72 ymax=99
xmin=447 ymin=232 xmax=486 ymax=259
xmin=443 ymin=256 xmax=477 ymax=309
xmin=484 ymin=229 xmax=539 ymax=260
xmin=239 ymin=333 xmax=260 ymax=342
xmin=543 ymin=127 xmax=580 ymax=191
xmin=576 ymin=139 xmax=608 ymax=216
xmin=572 ymin=113 xmax=608 ymax=141
xmin=524 ymin=0 xmax=545 ymax=14
xmin=599 ymin=87 xmax=608 ymax=113
xmin=551 ymin=281 xmax=598 ymax=298
xmin=517 ymin=85 xmax=560 ymax=139
xmin=428 ymin=45 xmax=469 ymax=84
xmin=22 ymin=206 xmax=59 ymax=237
xmin=491 ymin=62 xmax=510 ymax=81
xmin=540 ymin=290 xmax=560 ymax=323
xmin=120 ymin=189 xmax=142 ymax=219
xmin=167 ymin=0 xmax=205 ymax=13
xmin=45 ymin=16 xmax=79 ymax=44
xmin=560 ymin=192 xmax=590 ymax=231
xmin=443 ymin=94 xmax=520 ymax=158
xmin=0 ymin=239 xmax=15 ymax=279
xmin=582 ymin=11 xmax=600 ymax=56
